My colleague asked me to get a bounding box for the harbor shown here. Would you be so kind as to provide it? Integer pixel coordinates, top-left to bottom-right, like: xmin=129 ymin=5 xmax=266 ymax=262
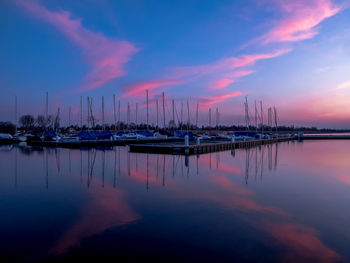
xmin=2 ymin=0 xmax=350 ymax=261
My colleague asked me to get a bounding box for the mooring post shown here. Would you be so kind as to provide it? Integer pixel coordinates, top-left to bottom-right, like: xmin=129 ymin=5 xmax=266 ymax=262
xmin=185 ymin=135 xmax=189 ymax=147
xmin=231 ymin=135 xmax=235 ymax=143
xmin=298 ymin=132 xmax=304 ymax=140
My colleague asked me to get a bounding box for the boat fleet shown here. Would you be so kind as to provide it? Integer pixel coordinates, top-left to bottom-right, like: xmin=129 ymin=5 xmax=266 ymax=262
xmin=0 ymin=130 xmax=295 ymax=145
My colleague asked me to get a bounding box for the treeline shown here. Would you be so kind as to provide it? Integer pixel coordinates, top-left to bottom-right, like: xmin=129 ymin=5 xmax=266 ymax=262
xmin=0 ymin=114 xmax=349 ymax=134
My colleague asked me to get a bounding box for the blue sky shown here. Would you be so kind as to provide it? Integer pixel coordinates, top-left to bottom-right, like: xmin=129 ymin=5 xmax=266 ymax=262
xmin=1 ymin=0 xmax=350 ymax=127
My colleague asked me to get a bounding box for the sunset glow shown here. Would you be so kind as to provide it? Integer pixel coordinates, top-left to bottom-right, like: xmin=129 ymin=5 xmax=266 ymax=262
xmin=1 ymin=0 xmax=349 ymax=127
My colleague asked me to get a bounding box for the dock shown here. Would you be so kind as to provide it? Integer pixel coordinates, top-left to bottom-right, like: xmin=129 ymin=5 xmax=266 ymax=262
xmin=26 ymin=137 xmax=184 ymax=148
xmin=129 ymin=137 xmax=293 ymax=155
xmin=301 ymin=135 xmax=350 ymax=140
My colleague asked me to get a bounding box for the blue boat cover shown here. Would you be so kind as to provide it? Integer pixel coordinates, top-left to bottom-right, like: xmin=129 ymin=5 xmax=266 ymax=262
xmin=173 ymin=130 xmax=195 ymax=139
xmin=135 ymin=130 xmax=154 ymax=137
xmin=43 ymin=131 xmax=57 ymax=138
xmin=78 ymin=131 xmax=96 ymax=140
xmin=95 ymin=130 xmax=113 ymax=139
xmin=234 ymin=132 xmax=257 ymax=137
xmin=78 ymin=130 xmax=113 ymax=140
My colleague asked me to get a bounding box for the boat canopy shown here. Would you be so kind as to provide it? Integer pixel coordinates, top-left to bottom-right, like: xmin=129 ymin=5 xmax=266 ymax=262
xmin=135 ymin=130 xmax=154 ymax=137
xmin=43 ymin=131 xmax=57 ymax=139
xmin=78 ymin=131 xmax=113 ymax=140
xmin=94 ymin=130 xmax=113 ymax=140
xmin=78 ymin=131 xmax=96 ymax=140
xmin=173 ymin=130 xmax=195 ymax=139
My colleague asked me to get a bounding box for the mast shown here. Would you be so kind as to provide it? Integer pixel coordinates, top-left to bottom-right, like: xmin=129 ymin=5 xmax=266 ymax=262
xmin=260 ymin=101 xmax=264 ymax=134
xmin=101 ymin=96 xmax=104 ymax=128
xmin=45 ymin=92 xmax=48 ymax=120
xmin=87 ymin=96 xmax=90 ymax=129
xmin=146 ymin=89 xmax=149 ymax=128
xmin=274 ymin=106 xmax=278 ymax=132
xmin=187 ymin=100 xmax=190 ymax=129
xmin=90 ymin=97 xmax=95 ymax=128
xmin=255 ymin=100 xmax=258 ymax=132
xmin=127 ymin=102 xmax=130 ymax=129
xmin=245 ymin=96 xmax=249 ymax=130
xmin=80 ymin=96 xmax=83 ymax=128
xmin=216 ymin=107 xmax=218 ymax=128
xmin=209 ymin=108 xmax=211 ymax=127
xmin=58 ymin=107 xmax=60 ymax=129
xmin=217 ymin=108 xmax=220 ymax=128
xmin=118 ymin=100 xmax=121 ymax=129
xmin=113 ymin=94 xmax=116 ymax=130
xmin=196 ymin=103 xmax=198 ymax=128
xmin=55 ymin=107 xmax=60 ymax=131
xmin=14 ymin=95 xmax=18 ymax=133
xmin=172 ymin=99 xmax=175 ymax=124
xmin=136 ymin=102 xmax=138 ymax=126
xmin=268 ymin=107 xmax=272 ymax=132
xmin=156 ymin=99 xmax=159 ymax=128
xmin=68 ymin=106 xmax=71 ymax=127
xmin=181 ymin=103 xmax=183 ymax=127
xmin=162 ymin=92 xmax=166 ymax=128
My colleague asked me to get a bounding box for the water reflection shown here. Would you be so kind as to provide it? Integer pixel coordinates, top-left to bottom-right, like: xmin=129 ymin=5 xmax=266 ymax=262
xmin=0 ymin=141 xmax=349 ymax=262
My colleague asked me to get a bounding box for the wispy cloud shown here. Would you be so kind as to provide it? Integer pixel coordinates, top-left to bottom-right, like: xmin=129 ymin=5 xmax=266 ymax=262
xmin=210 ymin=79 xmax=235 ymax=91
xmin=262 ymin=222 xmax=340 ymax=263
xmin=120 ymin=49 xmax=288 ymax=104
xmin=121 ymin=79 xmax=182 ymax=98
xmin=315 ymin=66 xmax=330 ymax=73
xmin=16 ymin=0 xmax=138 ymax=91
xmin=170 ymin=49 xmax=289 ymax=100
xmin=335 ymin=80 xmax=350 ymax=90
xmin=250 ymin=0 xmax=341 ymax=45
xmin=171 ymin=49 xmax=290 ymax=80
xmin=199 ymin=91 xmax=243 ymax=107
xmin=210 ymin=70 xmax=255 ymax=90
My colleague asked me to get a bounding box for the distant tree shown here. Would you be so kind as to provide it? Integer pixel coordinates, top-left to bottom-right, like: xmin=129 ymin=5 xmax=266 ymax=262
xmin=36 ymin=115 xmax=46 ymax=129
xmin=0 ymin=122 xmax=16 ymax=134
xmin=19 ymin=115 xmax=35 ymax=130
xmin=168 ymin=120 xmax=176 ymax=129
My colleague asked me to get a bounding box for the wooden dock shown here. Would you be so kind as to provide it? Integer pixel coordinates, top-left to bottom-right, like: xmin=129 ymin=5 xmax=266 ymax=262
xmin=301 ymin=135 xmax=350 ymax=140
xmin=129 ymin=137 xmax=293 ymax=155
xmin=26 ymin=137 xmax=184 ymax=148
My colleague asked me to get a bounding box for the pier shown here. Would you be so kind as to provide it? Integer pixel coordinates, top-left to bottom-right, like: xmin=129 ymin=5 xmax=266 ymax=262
xmin=26 ymin=137 xmax=184 ymax=148
xmin=301 ymin=134 xmax=350 ymax=140
xmin=129 ymin=137 xmax=292 ymax=155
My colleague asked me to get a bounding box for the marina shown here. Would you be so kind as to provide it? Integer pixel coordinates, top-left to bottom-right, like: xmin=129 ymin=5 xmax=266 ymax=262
xmin=2 ymin=1 xmax=350 ymax=262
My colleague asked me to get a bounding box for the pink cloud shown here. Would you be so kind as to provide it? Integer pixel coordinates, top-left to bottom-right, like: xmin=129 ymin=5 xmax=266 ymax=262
xmin=200 ymin=91 xmax=243 ymax=107
xmin=336 ymin=80 xmax=350 ymax=90
xmin=124 ymin=49 xmax=287 ymax=102
xmin=121 ymin=79 xmax=182 ymax=98
xmin=337 ymin=175 xmax=350 ymax=185
xmin=210 ymin=79 xmax=234 ymax=90
xmin=210 ymin=70 xmax=255 ymax=90
xmin=171 ymin=49 xmax=290 ymax=80
xmin=49 ymin=180 xmax=138 ymax=255
xmin=262 ymin=222 xmax=340 ymax=263
xmin=255 ymin=0 xmax=341 ymax=44
xmin=166 ymin=49 xmax=289 ymax=95
xmin=17 ymin=0 xmax=138 ymax=91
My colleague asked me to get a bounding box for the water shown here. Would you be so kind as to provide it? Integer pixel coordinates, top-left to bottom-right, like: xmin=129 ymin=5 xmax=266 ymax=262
xmin=0 ymin=140 xmax=350 ymax=262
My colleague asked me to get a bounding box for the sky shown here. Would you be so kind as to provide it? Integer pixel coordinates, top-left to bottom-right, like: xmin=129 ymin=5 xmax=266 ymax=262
xmin=0 ymin=0 xmax=350 ymax=128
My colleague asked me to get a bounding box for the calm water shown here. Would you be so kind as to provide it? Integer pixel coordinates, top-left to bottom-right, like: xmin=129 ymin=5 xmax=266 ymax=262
xmin=1 ymin=140 xmax=350 ymax=262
